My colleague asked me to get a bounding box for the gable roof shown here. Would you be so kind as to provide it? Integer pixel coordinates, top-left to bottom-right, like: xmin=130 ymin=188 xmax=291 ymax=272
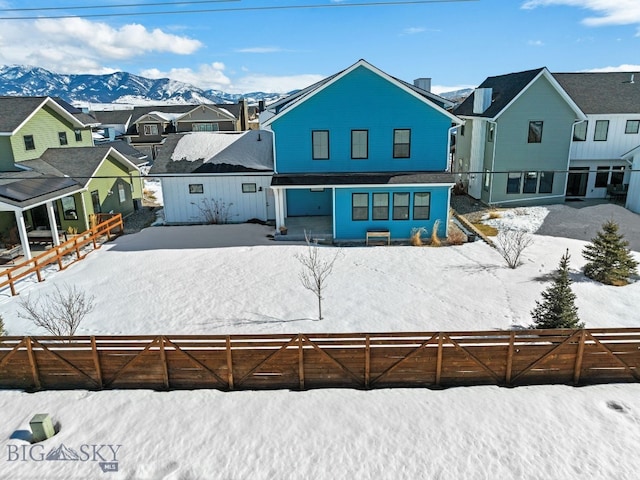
xmin=175 ymin=104 xmax=237 ymax=122
xmin=0 ymin=96 xmax=88 ymax=135
xmin=553 ymin=72 xmax=640 ymax=114
xmin=454 ymin=68 xmax=585 ymax=120
xmin=150 ymin=130 xmax=273 ymax=175
xmin=22 ymin=146 xmax=140 ymax=188
xmin=0 ymin=169 xmax=82 ymax=209
xmin=262 ymin=59 xmax=461 ymax=127
xmin=92 ymin=109 xmax=134 ymax=126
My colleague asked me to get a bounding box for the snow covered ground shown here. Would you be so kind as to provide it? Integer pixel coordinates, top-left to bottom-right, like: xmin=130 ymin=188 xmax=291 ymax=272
xmin=1 ymin=203 xmax=639 ymax=479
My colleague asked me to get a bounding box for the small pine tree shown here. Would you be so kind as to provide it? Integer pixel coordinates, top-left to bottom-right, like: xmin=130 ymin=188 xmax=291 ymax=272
xmin=582 ymin=220 xmax=638 ymax=286
xmin=531 ymin=250 xmax=583 ymax=329
xmin=0 ymin=314 xmax=5 ymax=336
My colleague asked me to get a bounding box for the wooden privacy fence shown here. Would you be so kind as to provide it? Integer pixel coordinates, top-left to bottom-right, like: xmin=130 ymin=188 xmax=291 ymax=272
xmin=1 ymin=329 xmax=639 ymax=391
xmin=0 ymin=214 xmax=123 ymax=296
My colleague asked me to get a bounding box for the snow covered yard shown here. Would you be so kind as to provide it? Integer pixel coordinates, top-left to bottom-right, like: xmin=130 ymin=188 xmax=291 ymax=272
xmin=1 ymin=203 xmax=640 ymax=479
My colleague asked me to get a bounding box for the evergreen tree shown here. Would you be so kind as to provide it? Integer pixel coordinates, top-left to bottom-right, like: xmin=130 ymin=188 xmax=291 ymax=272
xmin=531 ymin=250 xmax=583 ymax=329
xmin=0 ymin=315 xmax=5 ymax=336
xmin=582 ymin=220 xmax=638 ymax=286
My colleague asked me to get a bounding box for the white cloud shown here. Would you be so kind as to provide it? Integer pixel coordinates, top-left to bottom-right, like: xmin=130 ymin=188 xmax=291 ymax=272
xmin=402 ymin=27 xmax=426 ymax=35
xmin=0 ymin=18 xmax=201 ymax=74
xmin=583 ymin=64 xmax=640 ymax=72
xmin=528 ymin=40 xmax=544 ymax=46
xmin=522 ymin=1 xmax=640 ymax=27
xmin=139 ymin=63 xmax=232 ymax=90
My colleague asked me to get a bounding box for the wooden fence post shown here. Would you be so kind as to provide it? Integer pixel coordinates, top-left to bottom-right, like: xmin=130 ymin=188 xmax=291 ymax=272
xmin=226 ymin=336 xmax=234 ymax=390
xmin=505 ymin=331 xmax=515 ymax=386
xmin=26 ymin=337 xmax=41 ymax=390
xmin=91 ymin=336 xmax=103 ymax=389
xmin=365 ymin=335 xmax=370 ymax=389
xmin=159 ymin=336 xmax=170 ymax=389
xmin=573 ymin=330 xmax=586 ymax=385
xmin=298 ymin=334 xmax=305 ymax=390
xmin=435 ymin=333 xmax=444 ymax=386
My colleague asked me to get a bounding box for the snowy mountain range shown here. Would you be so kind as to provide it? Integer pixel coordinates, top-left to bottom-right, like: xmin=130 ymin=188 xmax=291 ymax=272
xmin=0 ymin=65 xmax=472 ymax=106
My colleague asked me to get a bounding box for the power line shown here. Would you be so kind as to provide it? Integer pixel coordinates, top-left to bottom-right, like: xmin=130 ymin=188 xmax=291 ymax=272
xmin=0 ymin=0 xmax=237 ymax=13
xmin=0 ymin=0 xmax=478 ymax=21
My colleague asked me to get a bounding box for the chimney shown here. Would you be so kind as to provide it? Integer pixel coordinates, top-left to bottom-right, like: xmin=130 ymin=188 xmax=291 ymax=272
xmin=238 ymin=98 xmax=248 ymax=131
xmin=473 ymin=88 xmax=493 ymax=114
xmin=413 ymin=78 xmax=432 ymax=93
xmin=258 ymin=100 xmax=265 ymax=112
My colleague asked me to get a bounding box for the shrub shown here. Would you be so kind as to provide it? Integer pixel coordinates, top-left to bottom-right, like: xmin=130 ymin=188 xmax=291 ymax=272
xmin=531 ymin=250 xmax=583 ymax=329
xmin=447 ymin=226 xmax=466 ymax=246
xmin=495 ymin=229 xmax=532 ymax=269
xmin=582 ymin=220 xmax=638 ymax=286
xmin=429 ymin=219 xmax=442 ymax=247
xmin=192 ymin=198 xmax=234 ymax=224
xmin=410 ymin=227 xmax=426 ymax=246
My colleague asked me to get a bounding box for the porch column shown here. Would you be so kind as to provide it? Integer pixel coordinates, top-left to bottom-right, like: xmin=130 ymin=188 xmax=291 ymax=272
xmin=273 ymin=188 xmax=286 ymax=230
xmin=46 ymin=201 xmax=61 ymax=247
xmin=14 ymin=211 xmax=32 ymax=260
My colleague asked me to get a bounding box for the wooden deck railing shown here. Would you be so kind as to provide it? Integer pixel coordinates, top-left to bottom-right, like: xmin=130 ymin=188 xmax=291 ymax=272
xmin=1 ymin=329 xmax=639 ymax=391
xmin=0 ymin=214 xmax=123 ymax=296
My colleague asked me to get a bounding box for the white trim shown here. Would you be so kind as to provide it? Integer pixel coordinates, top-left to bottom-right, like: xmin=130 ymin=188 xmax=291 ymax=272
xmin=176 ymin=104 xmax=237 ymax=122
xmin=262 ymin=59 xmax=463 ymax=127
xmin=332 ymin=187 xmax=336 ymax=238
xmin=272 ymin=182 xmax=454 ymax=189
xmin=7 ymin=97 xmax=88 ymax=135
xmin=154 ymin=172 xmax=273 ymax=178
xmin=491 ymin=193 xmax=566 ymax=205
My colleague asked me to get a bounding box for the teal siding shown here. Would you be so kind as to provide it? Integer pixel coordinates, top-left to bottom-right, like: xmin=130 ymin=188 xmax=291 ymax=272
xmin=286 ymin=189 xmax=332 ymax=216
xmin=271 ymin=65 xmax=451 ymax=174
xmin=334 ymin=186 xmax=450 ymax=241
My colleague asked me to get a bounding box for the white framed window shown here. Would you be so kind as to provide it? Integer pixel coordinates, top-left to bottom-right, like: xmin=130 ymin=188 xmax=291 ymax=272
xmin=143 ymin=124 xmax=159 ymax=136
xmin=594 ymin=120 xmax=609 ymax=141
xmin=193 ymin=123 xmax=219 ymax=132
xmin=74 ymin=129 xmax=83 ymax=142
xmin=573 ymin=121 xmax=587 ymax=141
xmin=118 ymin=183 xmax=126 ymax=203
xmin=523 ymin=172 xmax=538 ymax=194
xmin=625 ymin=120 xmax=640 ymax=134
xmin=58 ymin=132 xmax=68 ymax=146
xmin=507 ymin=172 xmax=522 ymax=194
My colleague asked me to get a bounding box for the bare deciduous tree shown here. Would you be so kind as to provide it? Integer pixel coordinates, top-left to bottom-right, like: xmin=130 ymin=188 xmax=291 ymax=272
xmin=0 ymin=314 xmax=6 ymax=336
xmin=295 ymin=232 xmax=341 ymax=321
xmin=18 ymin=284 xmax=95 ymax=337
xmin=495 ymin=229 xmax=533 ymax=269
xmin=191 ymin=198 xmax=234 ymax=224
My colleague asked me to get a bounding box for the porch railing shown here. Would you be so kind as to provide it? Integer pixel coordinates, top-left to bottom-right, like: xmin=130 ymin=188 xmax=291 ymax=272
xmin=0 ymin=214 xmax=123 ymax=296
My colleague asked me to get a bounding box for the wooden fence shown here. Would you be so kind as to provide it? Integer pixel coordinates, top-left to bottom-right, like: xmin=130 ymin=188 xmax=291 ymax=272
xmin=0 ymin=214 xmax=123 ymax=296
xmin=1 ymin=329 xmax=639 ymax=391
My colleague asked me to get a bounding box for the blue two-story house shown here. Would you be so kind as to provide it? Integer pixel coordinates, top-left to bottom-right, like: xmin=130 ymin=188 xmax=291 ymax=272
xmin=261 ymin=59 xmax=462 ymax=242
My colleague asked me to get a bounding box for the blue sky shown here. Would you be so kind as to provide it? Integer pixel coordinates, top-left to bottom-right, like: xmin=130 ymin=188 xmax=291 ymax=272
xmin=0 ymin=0 xmax=638 ymax=94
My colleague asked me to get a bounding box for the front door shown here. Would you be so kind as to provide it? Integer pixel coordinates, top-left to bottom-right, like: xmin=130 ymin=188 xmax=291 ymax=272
xmin=566 ymin=168 xmax=589 ymax=197
xmin=91 ymin=190 xmax=101 ymax=213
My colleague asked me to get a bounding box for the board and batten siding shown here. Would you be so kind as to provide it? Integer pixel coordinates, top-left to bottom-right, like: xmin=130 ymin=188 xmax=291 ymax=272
xmin=570 ymin=114 xmax=640 ymax=160
xmin=489 ymin=75 xmax=576 ymax=204
xmin=271 ymin=65 xmax=452 ymax=174
xmin=334 ymin=186 xmax=450 ymax=241
xmin=626 ymin=155 xmax=640 ymax=214
xmin=161 ymin=175 xmax=273 ymax=224
xmin=10 ymin=106 xmax=93 ymax=162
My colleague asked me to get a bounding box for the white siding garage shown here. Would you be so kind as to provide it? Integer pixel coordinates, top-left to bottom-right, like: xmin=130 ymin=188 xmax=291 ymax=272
xmin=161 ymin=174 xmax=274 ymax=223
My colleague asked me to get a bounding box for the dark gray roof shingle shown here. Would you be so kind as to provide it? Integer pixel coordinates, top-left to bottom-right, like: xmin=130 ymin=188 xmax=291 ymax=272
xmin=0 ymin=96 xmax=48 ymax=133
xmin=454 ymin=68 xmax=545 ymax=118
xmin=553 ymin=72 xmax=640 ymax=114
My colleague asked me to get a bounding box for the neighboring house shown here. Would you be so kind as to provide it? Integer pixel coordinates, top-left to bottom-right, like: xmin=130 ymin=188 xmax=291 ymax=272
xmin=149 ymin=130 xmax=274 ymax=224
xmin=261 ymin=59 xmax=461 ymax=242
xmin=552 ymin=72 xmax=640 ymax=200
xmin=121 ymin=101 xmax=251 ymax=159
xmin=91 ymin=109 xmax=133 ymax=142
xmin=623 ymin=145 xmax=640 ymax=213
xmin=453 ymin=68 xmax=585 ymax=206
xmin=0 ymin=96 xmax=141 ymax=260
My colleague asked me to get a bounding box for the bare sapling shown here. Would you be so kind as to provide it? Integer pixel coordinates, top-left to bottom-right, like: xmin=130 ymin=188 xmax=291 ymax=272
xmin=295 ymin=232 xmax=341 ymax=320
xmin=18 ymin=284 xmax=95 ymax=337
xmin=495 ymin=229 xmax=532 ymax=269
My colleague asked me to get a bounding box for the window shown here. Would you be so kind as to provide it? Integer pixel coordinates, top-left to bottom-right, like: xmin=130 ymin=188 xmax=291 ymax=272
xmin=351 ymin=130 xmax=368 ymax=159
xmin=625 ymin=120 xmax=640 ymax=134
xmin=595 ymin=166 xmax=610 ymax=188
xmin=393 ymin=129 xmax=411 ymax=158
xmin=392 ymin=192 xmax=409 ymax=220
xmin=312 ymin=130 xmax=329 ymax=160
xmin=594 ymin=120 xmax=609 ymax=141
xmin=74 ymin=129 xmax=83 ymax=142
xmin=487 ymin=124 xmax=494 ymax=143
xmin=573 ymin=121 xmax=588 ymax=141
xmin=310 ymin=188 xmax=325 ymax=192
xmin=460 ymin=125 xmax=465 ymax=136
xmin=143 ymin=124 xmax=159 ymax=136
xmin=58 ymin=132 xmax=68 ymax=146
xmin=372 ymin=193 xmax=389 ymax=220
xmin=522 ymin=172 xmax=538 ymax=194
xmin=61 ymin=196 xmax=78 ymax=220
xmin=91 ymin=190 xmax=101 ymax=214
xmin=118 ymin=183 xmax=126 ymax=203
xmin=413 ymin=192 xmax=430 ymax=220
xmin=352 ymin=193 xmax=369 ymax=221
xmin=193 ymin=123 xmax=218 ymax=132
xmin=539 ymin=171 xmax=554 ymax=194
xmin=528 ymin=121 xmax=543 ymax=143
xmin=507 ymin=172 xmax=522 ymax=194
xmin=23 ymin=135 xmax=35 ymax=150
xmin=189 ymin=184 xmax=204 ymax=194
xmin=242 ymin=183 xmax=257 ymax=193
xmin=610 ymin=166 xmax=624 ymax=185
xmin=484 ymin=169 xmax=491 ymax=192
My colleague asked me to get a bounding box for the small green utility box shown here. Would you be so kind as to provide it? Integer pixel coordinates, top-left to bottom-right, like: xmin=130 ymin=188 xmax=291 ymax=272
xmin=29 ymin=414 xmax=55 ymax=442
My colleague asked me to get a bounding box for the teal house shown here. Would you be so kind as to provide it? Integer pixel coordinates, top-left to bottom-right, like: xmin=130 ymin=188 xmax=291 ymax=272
xmin=261 ymin=59 xmax=462 ymax=242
